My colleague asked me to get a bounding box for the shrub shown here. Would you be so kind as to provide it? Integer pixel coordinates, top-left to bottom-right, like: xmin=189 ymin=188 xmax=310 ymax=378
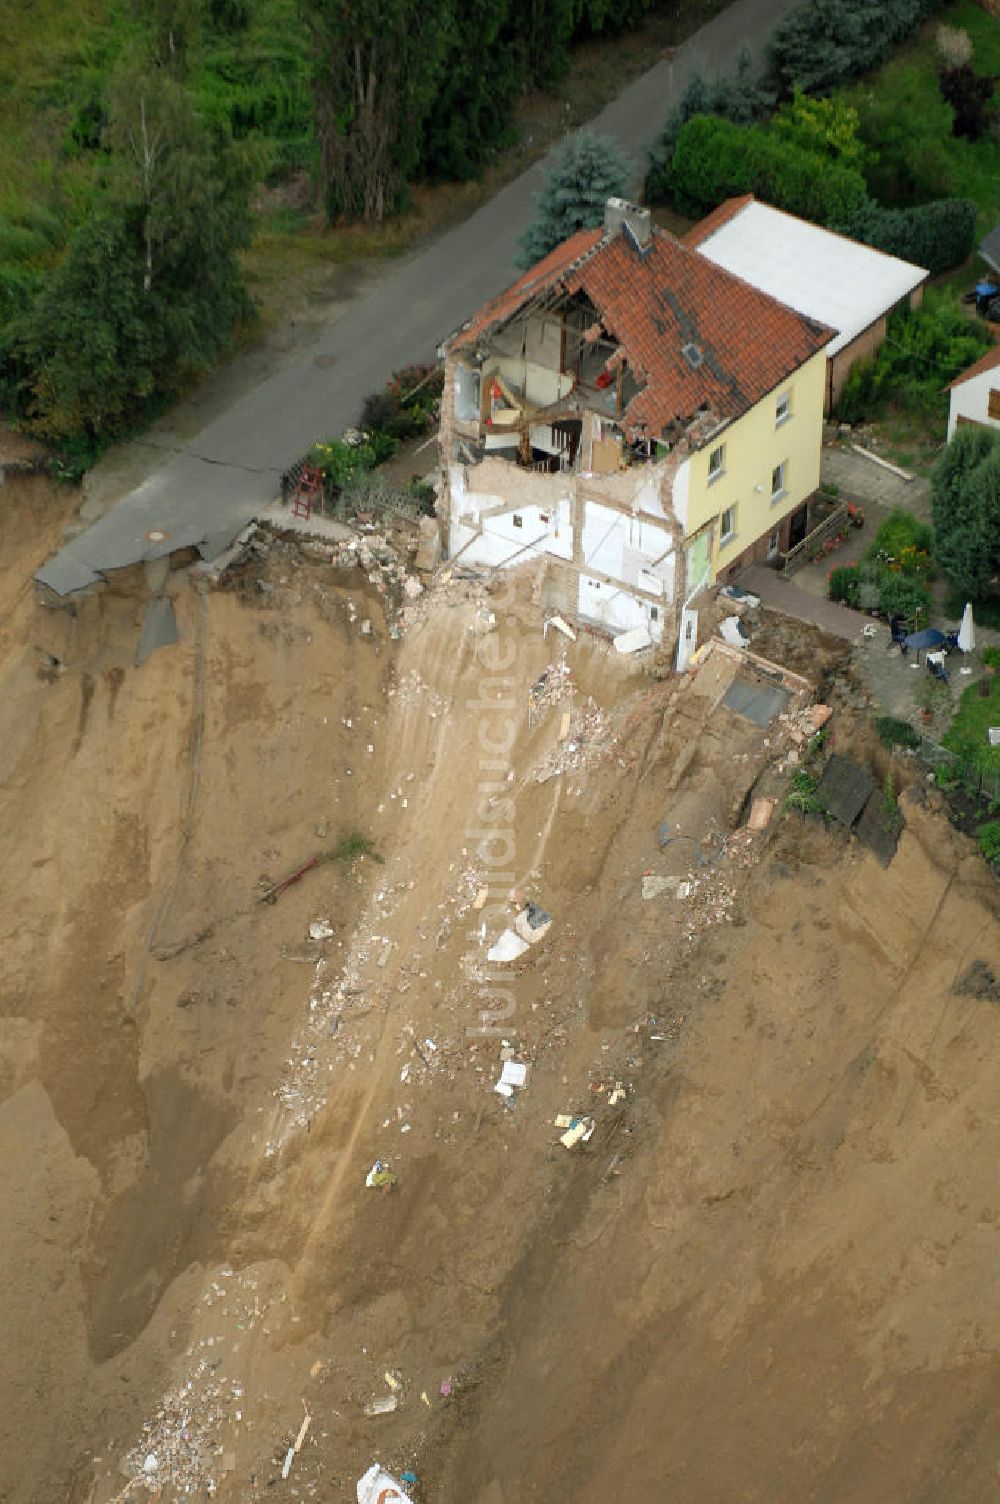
xmin=877 ymin=569 xmax=931 ymax=621
xmin=829 ymin=563 xmax=861 ymax=604
xmin=308 ymin=437 xmax=381 ymax=492
xmin=645 ymin=45 xmax=773 ymax=201
xmin=666 ymin=114 xmax=868 ymax=223
xmin=983 ymin=646 xmax=1000 ymax=668
xmin=875 ymin=715 xmax=920 ymax=749
xmin=977 ymin=819 xmax=1000 ymax=866
xmin=836 ymin=196 xmax=977 ymax=274
xmin=835 ymin=290 xmax=990 ymax=425
xmin=784 ymin=768 xmax=825 ymax=815
xmin=358 ymin=361 xmax=442 ymax=443
xmin=870 ymin=507 xmax=932 ymax=563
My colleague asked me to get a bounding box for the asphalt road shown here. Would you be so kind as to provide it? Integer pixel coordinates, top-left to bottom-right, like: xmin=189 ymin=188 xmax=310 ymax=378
xmin=37 ymin=0 xmax=798 ymax=593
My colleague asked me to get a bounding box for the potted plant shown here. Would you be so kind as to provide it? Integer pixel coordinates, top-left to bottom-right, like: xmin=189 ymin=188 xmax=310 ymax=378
xmin=916 ymin=675 xmax=943 ymax=725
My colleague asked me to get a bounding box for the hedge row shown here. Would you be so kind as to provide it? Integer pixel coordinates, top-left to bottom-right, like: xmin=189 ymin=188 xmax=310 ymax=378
xmin=668 ymin=116 xmax=976 ymax=273
xmin=834 ymin=197 xmax=978 ymax=275
xmin=667 ymin=115 xmax=868 ymax=226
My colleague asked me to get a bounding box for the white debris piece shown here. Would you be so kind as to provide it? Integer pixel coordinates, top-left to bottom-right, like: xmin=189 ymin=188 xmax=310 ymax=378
xmin=613 ymin=624 xmax=652 ymax=655
xmin=487 ymin=929 xmax=529 ymax=963
xmin=545 ymin=614 xmax=577 ymax=641
xmin=357 ymin=1464 xmax=415 ymax=1504
xmin=309 ymin=919 xmax=335 ymax=940
xmin=718 ymin=615 xmax=749 ymax=647
xmin=363 ymin=1395 xmax=399 ymax=1417
xmin=559 ymin=1116 xmax=596 ymax=1149
xmin=494 ymin=1060 xmax=529 ymax=1098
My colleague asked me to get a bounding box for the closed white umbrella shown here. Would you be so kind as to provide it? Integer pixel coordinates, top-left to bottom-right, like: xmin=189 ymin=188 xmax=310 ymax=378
xmin=958 ymin=601 xmax=976 ymax=654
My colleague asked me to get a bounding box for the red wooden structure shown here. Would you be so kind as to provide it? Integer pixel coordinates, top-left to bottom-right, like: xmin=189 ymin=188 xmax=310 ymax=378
xmin=291 ymin=464 xmax=324 ymax=521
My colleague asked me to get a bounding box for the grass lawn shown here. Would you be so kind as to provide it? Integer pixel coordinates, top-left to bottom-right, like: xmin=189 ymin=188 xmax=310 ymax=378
xmin=943 ymin=672 xmax=1000 ymax=775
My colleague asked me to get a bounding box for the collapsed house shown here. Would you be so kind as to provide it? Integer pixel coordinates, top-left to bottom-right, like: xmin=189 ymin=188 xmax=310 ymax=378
xmin=437 ymin=199 xmax=834 ymax=661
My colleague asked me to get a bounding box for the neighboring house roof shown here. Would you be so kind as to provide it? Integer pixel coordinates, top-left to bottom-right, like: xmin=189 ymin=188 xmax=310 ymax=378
xmin=979 ymin=223 xmax=1000 ymax=273
xmin=683 ymin=194 xmax=754 ymax=249
xmin=946 ymin=341 xmax=1000 ymax=390
xmin=685 ymin=197 xmax=928 ymax=358
xmin=445 ymin=224 xmax=833 ymax=441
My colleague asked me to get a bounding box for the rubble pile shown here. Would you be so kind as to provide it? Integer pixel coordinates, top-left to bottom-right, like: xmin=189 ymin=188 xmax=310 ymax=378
xmin=534 ymin=696 xmax=613 ymax=783
xmin=676 ymin=829 xmax=759 ymax=946
xmin=125 ymin=1365 xmax=246 ymax=1497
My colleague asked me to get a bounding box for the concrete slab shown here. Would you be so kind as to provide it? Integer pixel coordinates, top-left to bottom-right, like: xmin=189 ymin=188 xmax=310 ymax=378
xmin=36 ymin=453 xmax=274 ymax=595
xmin=722 ymin=677 xmax=789 ymax=727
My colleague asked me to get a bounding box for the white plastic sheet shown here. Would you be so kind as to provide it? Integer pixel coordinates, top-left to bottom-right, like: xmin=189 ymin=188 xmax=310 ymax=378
xmin=357 ymin=1464 xmax=415 ymax=1504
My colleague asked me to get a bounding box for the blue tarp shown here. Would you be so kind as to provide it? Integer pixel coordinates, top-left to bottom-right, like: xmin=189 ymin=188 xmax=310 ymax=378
xmin=904 ymin=627 xmax=946 ymax=651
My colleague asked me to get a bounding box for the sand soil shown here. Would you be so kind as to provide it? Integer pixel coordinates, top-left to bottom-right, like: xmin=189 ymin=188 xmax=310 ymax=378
xmin=1 ymin=476 xmax=998 ymax=1504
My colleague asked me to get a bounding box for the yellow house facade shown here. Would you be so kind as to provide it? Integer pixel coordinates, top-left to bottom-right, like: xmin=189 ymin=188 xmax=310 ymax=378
xmin=678 ymin=346 xmax=828 ymax=591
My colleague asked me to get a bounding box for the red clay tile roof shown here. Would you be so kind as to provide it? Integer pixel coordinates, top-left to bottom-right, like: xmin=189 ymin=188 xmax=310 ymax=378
xmin=683 ymin=194 xmax=754 ymax=249
xmin=446 ymin=223 xmax=834 ymax=441
xmin=947 ymin=340 xmax=1000 ymax=389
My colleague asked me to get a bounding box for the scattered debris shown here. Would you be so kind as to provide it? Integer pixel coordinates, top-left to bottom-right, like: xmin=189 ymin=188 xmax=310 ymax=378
xmin=718 ymin=584 xmax=760 ymax=609
xmin=308 ymin=919 xmax=335 ymax=941
xmin=365 ymin=1160 xmax=398 ymax=1190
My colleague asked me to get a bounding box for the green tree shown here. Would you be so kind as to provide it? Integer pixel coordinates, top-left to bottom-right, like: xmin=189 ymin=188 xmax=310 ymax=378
xmin=309 ymin=0 xmax=454 ymax=222
xmin=504 ymin=0 xmax=579 ymax=85
xmin=517 ymin=131 xmax=631 ymax=268
xmin=932 ymin=426 xmax=1000 ymax=599
xmin=768 ymin=0 xmax=943 ymax=98
xmin=16 ymin=65 xmax=254 ymax=445
xmin=856 ymin=66 xmax=953 ymax=205
xmin=771 ymin=89 xmax=867 ymax=172
xmin=420 ymin=0 xmax=520 ymax=180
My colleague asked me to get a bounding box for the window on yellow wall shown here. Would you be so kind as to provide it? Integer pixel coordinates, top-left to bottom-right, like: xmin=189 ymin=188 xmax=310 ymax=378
xmin=776 ymin=390 xmax=792 ymax=426
xmin=771 ymin=461 xmax=788 ymax=502
xmin=708 ymin=443 xmax=725 ymax=484
xmin=720 ymin=504 xmax=737 ymax=543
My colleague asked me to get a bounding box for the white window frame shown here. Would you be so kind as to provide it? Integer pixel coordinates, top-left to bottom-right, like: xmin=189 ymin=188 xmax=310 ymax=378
xmin=708 ymin=444 xmax=725 ymax=485
xmin=775 ymin=390 xmax=792 ymax=427
xmin=767 ymin=527 xmax=780 ymax=560
xmin=719 ymin=503 xmax=737 ymax=545
xmin=771 ymin=461 xmax=788 ymax=503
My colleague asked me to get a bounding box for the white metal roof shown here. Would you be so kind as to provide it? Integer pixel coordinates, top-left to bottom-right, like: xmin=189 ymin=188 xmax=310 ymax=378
xmin=694 ymin=201 xmax=928 ymax=358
